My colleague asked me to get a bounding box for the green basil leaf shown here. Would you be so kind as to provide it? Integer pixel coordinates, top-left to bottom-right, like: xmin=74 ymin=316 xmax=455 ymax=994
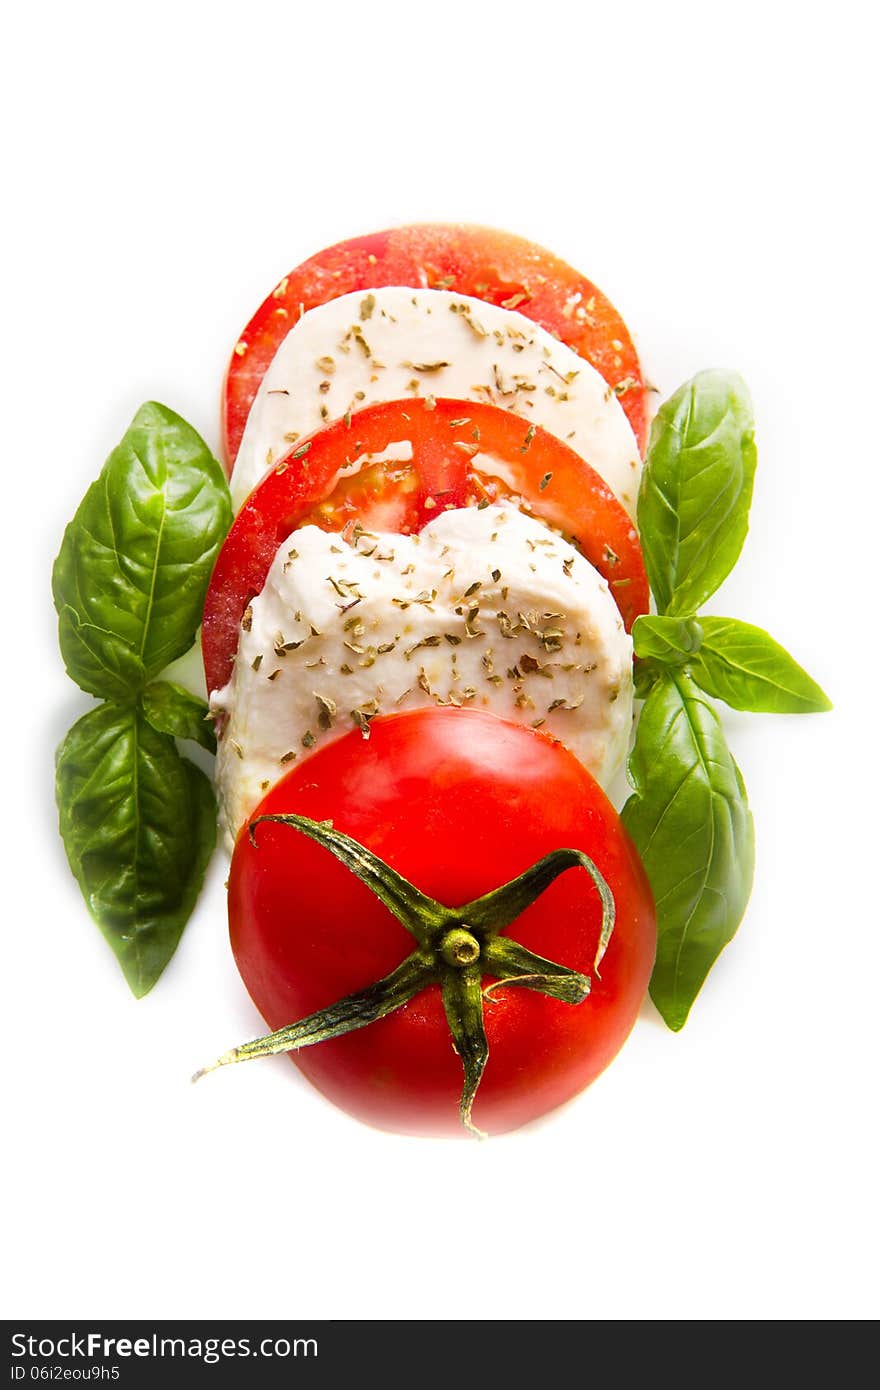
xmin=52 ymin=402 xmax=232 ymax=699
xmin=56 ymin=606 xmax=147 ymax=704
xmin=55 ymin=702 xmax=217 ymax=997
xmin=142 ymin=680 xmax=217 ymax=753
xmin=688 ymin=617 xmax=832 ymax=714
xmin=621 ymin=671 xmax=755 ymax=1031
xmin=632 ymin=615 xmax=703 ymax=666
xmin=633 ymin=661 xmax=660 ymax=701
xmin=639 ymin=370 xmax=757 ymax=616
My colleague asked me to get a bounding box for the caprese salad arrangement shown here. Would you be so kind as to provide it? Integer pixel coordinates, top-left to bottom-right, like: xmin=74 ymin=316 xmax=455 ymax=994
xmin=53 ymin=225 xmax=830 ymax=1136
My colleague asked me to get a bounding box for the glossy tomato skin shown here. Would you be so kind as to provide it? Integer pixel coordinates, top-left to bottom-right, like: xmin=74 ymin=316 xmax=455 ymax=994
xmin=223 ymin=224 xmax=648 ymax=462
xmin=228 ymin=708 xmax=656 ymax=1137
xmin=202 ymin=398 xmax=649 ymax=699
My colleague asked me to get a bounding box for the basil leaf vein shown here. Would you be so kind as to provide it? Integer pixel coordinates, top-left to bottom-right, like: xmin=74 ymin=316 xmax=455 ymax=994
xmin=622 ymin=671 xmax=755 ymax=1031
xmin=55 ymin=703 xmax=217 ymax=997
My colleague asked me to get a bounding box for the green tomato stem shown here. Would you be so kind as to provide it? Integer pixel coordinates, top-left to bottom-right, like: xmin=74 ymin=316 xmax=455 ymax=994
xmin=197 ymin=814 xmax=616 ymax=1133
xmin=441 ymin=964 xmax=489 ymax=1138
xmin=191 ymin=950 xmax=434 ymax=1081
xmin=439 ymin=927 xmax=481 ymax=968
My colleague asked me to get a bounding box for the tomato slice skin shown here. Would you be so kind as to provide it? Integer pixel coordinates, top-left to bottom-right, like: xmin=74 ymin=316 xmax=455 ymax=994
xmin=223 ymin=224 xmax=648 ymax=465
xmin=228 ymin=707 xmax=656 ymax=1137
xmin=202 ymin=398 xmax=649 ymax=697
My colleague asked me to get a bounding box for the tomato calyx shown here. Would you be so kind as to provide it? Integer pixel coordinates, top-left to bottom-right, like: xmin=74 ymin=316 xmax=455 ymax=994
xmin=195 ymin=812 xmax=615 ymax=1136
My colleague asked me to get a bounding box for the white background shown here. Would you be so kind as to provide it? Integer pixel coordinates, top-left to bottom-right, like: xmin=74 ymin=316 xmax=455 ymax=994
xmin=3 ymin=0 xmax=877 ymax=1322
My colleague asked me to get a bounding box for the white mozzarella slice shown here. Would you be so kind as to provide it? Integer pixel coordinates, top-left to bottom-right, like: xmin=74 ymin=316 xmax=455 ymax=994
xmin=211 ymin=505 xmax=633 ymax=840
xmin=230 ymin=288 xmax=642 ymax=514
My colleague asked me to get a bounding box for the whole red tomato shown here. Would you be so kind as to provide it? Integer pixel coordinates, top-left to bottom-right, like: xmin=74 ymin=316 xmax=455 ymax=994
xmin=227 ymin=708 xmax=656 ymax=1137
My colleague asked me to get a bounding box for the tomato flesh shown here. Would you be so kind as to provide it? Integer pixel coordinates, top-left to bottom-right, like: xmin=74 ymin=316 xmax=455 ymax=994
xmin=228 ymin=708 xmax=656 ymax=1137
xmin=202 ymin=398 xmax=649 ymax=698
xmin=223 ymin=224 xmax=648 ymax=464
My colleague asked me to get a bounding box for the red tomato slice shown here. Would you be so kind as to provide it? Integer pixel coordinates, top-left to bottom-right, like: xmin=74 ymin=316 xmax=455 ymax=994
xmin=228 ymin=707 xmax=656 ymax=1137
xmin=202 ymin=398 xmax=649 ymax=697
xmin=223 ymin=224 xmax=648 ymax=465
